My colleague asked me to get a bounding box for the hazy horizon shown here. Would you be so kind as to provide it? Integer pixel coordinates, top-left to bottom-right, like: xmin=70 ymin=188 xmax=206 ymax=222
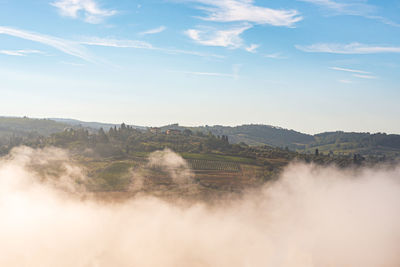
xmin=2 ymin=114 xmax=400 ymax=136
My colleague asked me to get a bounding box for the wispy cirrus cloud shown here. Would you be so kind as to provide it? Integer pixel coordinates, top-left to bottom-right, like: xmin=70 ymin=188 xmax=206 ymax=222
xmin=0 ymin=26 xmax=222 ymax=66
xmin=80 ymin=37 xmax=153 ymax=49
xmin=0 ymin=26 xmax=94 ymax=62
xmin=330 ymin=66 xmax=370 ymax=74
xmin=185 ymin=24 xmax=251 ymax=49
xmin=139 ymin=26 xmax=167 ymax=35
xmin=51 ymin=0 xmax=116 ymax=24
xmin=353 ymin=74 xmax=377 ymax=79
xmin=192 ymin=0 xmax=302 ymax=27
xmin=296 ymin=43 xmax=400 ymax=54
xmin=184 ymin=0 xmax=302 ymax=52
xmin=80 ymin=36 xmax=223 ymax=58
xmin=299 ymin=0 xmax=375 ymax=16
xmin=331 ymin=66 xmax=378 ymax=80
xmin=299 ymin=0 xmax=400 ymax=27
xmin=0 ymin=49 xmax=42 ymax=56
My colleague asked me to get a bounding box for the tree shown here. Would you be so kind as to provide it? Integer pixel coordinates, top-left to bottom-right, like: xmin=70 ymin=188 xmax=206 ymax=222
xmin=97 ymin=128 xmax=109 ymax=143
xmin=183 ymin=129 xmax=193 ymax=136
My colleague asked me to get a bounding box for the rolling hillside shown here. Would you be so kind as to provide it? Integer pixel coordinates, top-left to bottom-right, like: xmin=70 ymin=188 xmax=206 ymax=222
xmin=50 ymin=118 xmax=146 ymax=130
xmin=193 ymin=124 xmax=314 ymax=147
xmin=0 ymin=117 xmax=69 ymax=145
xmin=1 ymin=117 xmax=400 ymax=159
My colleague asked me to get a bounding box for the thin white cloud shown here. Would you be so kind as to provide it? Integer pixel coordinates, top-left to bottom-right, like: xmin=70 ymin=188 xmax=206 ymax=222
xmin=80 ymin=37 xmax=153 ymax=49
xmin=296 ymin=43 xmax=400 ymax=54
xmin=299 ymin=0 xmax=374 ymax=15
xmin=183 ymin=1 xmax=301 ymax=53
xmin=331 ymin=66 xmax=378 ymax=80
xmin=191 ymin=0 xmax=302 ymax=27
xmin=185 ymin=24 xmax=251 ymax=49
xmin=80 ymin=36 xmax=223 ymax=58
xmin=0 ymin=49 xmax=42 ymax=56
xmin=264 ymin=52 xmax=286 ymax=59
xmin=139 ymin=26 xmax=167 ymax=35
xmin=51 ymin=0 xmax=116 ymax=24
xmin=299 ymin=0 xmax=399 ymax=27
xmin=330 ymin=66 xmax=370 ymax=74
xmin=330 ymin=66 xmax=379 ymax=80
xmin=0 ymin=26 xmax=94 ymax=62
xmin=245 ymin=44 xmax=259 ymax=53
xmin=353 ymin=74 xmax=377 ymax=79
xmin=0 ymin=26 xmax=222 ymax=66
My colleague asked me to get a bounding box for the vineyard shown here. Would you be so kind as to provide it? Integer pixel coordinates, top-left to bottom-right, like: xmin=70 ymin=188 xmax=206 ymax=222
xmin=187 ymin=159 xmax=241 ymax=172
xmin=78 ymin=153 xmax=273 ymax=194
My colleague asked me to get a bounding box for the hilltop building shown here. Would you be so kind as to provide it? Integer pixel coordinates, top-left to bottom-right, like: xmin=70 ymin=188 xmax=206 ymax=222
xmin=166 ymin=129 xmax=181 ymax=135
xmin=149 ymin=127 xmax=161 ymax=134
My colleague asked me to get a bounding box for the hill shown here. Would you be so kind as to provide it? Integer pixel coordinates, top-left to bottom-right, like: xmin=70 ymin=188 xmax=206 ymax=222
xmin=31 ymin=124 xmax=358 ymax=195
xmin=179 ymin=124 xmax=400 ymax=159
xmin=191 ymin=124 xmax=314 ymax=147
xmin=0 ymin=116 xmax=70 ymax=145
xmin=1 ymin=117 xmax=400 ymax=160
xmin=49 ymin=118 xmax=146 ymax=130
xmin=302 ymin=131 xmax=400 ymax=158
xmin=0 ymin=118 xmax=394 ymax=197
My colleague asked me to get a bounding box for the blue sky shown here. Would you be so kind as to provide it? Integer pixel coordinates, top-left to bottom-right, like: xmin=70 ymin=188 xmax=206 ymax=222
xmin=0 ymin=0 xmax=399 ymax=134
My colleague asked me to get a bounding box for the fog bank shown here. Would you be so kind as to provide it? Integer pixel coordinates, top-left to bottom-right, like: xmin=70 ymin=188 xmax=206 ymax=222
xmin=1 ymin=147 xmax=400 ymax=266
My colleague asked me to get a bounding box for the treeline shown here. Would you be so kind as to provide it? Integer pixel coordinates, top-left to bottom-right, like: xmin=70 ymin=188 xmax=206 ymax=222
xmin=47 ymin=124 xmax=247 ymax=158
xmin=313 ymin=132 xmax=400 ymax=149
xmin=0 ymin=122 xmax=391 ymax=168
xmin=44 ymin=124 xmax=371 ymax=168
xmin=0 ymin=117 xmax=69 ymax=147
xmin=192 ymin=124 xmax=314 ymax=147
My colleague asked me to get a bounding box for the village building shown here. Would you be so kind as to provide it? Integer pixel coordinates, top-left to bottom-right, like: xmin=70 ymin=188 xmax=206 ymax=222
xmin=166 ymin=129 xmax=181 ymax=135
xmin=149 ymin=127 xmax=161 ymax=134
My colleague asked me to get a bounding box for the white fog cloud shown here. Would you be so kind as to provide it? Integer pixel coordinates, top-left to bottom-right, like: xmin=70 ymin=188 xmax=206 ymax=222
xmin=1 ymin=147 xmax=400 ymax=266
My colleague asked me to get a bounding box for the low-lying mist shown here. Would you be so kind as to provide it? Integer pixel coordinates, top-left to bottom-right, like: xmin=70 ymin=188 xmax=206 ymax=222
xmin=1 ymin=147 xmax=400 ymax=266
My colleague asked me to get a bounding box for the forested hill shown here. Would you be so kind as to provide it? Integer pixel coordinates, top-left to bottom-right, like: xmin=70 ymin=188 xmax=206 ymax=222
xmin=1 ymin=117 xmax=400 ymax=158
xmin=314 ymin=131 xmax=400 ymax=149
xmin=162 ymin=124 xmax=400 ymax=158
xmin=306 ymin=131 xmax=400 ymax=157
xmin=191 ymin=124 xmax=314 ymax=147
xmin=0 ymin=117 xmax=69 ymax=145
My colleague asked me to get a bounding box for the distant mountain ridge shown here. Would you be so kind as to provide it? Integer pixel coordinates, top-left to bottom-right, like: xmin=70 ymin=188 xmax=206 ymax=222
xmin=49 ymin=118 xmax=146 ymax=130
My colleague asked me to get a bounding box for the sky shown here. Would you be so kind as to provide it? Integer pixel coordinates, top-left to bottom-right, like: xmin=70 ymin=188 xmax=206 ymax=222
xmin=0 ymin=0 xmax=399 ymax=134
